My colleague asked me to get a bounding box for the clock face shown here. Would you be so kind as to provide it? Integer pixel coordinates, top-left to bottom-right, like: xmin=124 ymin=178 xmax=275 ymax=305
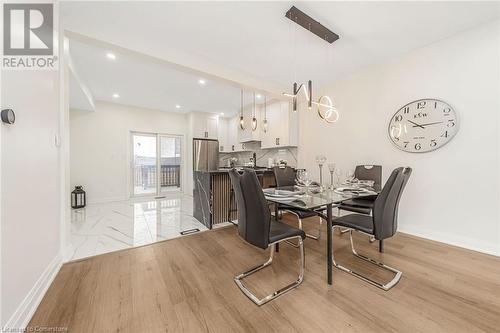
xmin=388 ymin=99 xmax=458 ymax=153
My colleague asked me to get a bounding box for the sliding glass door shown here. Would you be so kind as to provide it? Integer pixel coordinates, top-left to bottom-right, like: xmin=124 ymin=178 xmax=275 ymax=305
xmin=159 ymin=135 xmax=182 ymax=193
xmin=131 ymin=132 xmax=182 ymax=197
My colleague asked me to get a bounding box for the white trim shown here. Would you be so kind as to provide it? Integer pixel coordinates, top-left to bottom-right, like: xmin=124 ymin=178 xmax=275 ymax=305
xmin=398 ymin=225 xmax=499 ymax=257
xmin=86 ymin=195 xmax=129 ymax=205
xmin=2 ymin=253 xmax=63 ymax=332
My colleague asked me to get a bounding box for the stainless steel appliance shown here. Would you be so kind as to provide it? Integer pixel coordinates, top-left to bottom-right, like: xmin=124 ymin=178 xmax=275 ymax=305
xmin=193 ymin=139 xmax=219 ymax=172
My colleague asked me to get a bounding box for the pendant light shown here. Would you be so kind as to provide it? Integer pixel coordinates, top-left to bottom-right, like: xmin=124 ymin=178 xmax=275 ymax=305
xmin=251 ymin=92 xmax=257 ymax=131
xmin=262 ymin=96 xmax=268 ymax=133
xmin=239 ymin=89 xmax=245 ymax=130
xmin=282 ymin=6 xmax=339 ymax=123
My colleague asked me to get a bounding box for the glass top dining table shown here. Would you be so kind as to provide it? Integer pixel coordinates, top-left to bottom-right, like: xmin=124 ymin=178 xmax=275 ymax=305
xmin=265 ymin=186 xmax=378 ymax=285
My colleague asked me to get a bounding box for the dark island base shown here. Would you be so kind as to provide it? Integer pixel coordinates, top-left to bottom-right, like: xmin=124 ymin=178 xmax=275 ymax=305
xmin=193 ymin=169 xmax=276 ymax=229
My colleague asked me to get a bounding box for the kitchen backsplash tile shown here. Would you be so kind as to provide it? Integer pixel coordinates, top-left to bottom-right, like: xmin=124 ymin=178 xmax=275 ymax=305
xmin=219 ymin=142 xmax=297 ymax=168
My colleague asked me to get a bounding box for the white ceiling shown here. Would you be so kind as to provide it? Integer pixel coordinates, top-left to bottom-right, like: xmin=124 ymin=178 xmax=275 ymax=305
xmin=63 ymin=1 xmax=499 ymax=114
xmin=68 ymin=39 xmax=261 ymax=115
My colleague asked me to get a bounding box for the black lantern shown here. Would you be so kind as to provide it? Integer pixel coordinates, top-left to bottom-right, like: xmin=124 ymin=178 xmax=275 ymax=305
xmin=71 ymin=186 xmax=86 ymax=209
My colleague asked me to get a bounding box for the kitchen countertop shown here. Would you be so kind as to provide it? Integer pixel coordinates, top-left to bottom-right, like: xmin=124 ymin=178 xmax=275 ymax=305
xmin=196 ymin=167 xmax=274 ymax=174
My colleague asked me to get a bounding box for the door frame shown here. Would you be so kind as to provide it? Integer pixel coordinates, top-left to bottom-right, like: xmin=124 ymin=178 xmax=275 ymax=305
xmin=130 ymin=131 xmax=184 ymax=198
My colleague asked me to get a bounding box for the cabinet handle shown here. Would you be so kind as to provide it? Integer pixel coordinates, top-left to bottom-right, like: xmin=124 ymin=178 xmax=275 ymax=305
xmin=232 ymin=145 xmax=234 ymax=151
xmin=276 ymin=138 xmax=280 ymax=146
xmin=205 ymin=131 xmax=208 ymax=138
xmin=242 ymin=143 xmax=245 ymax=150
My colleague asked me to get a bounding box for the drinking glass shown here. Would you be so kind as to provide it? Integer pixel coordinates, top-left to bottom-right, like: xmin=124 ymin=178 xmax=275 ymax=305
xmin=346 ymin=169 xmax=355 ymax=183
xmin=334 ymin=168 xmax=342 ymax=187
xmin=327 ymin=163 xmax=336 ymax=190
xmin=297 ymin=169 xmax=312 ymax=197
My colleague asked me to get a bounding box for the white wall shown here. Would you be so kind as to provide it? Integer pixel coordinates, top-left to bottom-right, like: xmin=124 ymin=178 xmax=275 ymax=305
xmin=299 ymin=20 xmax=500 ymax=255
xmin=1 ymin=69 xmax=62 ymax=326
xmin=70 ymin=102 xmax=188 ymax=203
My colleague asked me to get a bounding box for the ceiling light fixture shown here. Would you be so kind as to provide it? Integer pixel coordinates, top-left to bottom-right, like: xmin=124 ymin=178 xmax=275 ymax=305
xmin=198 ymin=79 xmax=206 ymax=85
xmin=262 ymin=96 xmax=268 ymax=133
xmin=220 ymin=112 xmax=224 ymax=116
xmin=112 ymin=93 xmax=120 ymax=98
xmin=282 ymin=6 xmax=340 ymax=123
xmin=251 ymin=92 xmax=258 ymax=131
xmin=239 ymin=89 xmax=245 ymax=130
xmin=256 ymin=94 xmax=262 ymax=99
xmin=175 ymin=104 xmax=181 ymax=109
xmin=106 ymin=53 xmax=116 ymax=60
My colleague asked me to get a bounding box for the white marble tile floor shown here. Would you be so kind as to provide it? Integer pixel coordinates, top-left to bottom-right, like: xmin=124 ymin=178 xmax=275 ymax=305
xmin=69 ymin=193 xmax=207 ymax=261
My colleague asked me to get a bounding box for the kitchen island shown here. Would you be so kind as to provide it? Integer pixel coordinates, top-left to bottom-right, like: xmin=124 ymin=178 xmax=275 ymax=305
xmin=193 ymin=168 xmax=276 ymax=229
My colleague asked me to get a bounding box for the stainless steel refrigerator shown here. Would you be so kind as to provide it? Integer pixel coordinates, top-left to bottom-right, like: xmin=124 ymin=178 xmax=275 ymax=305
xmin=193 ymin=139 xmax=219 ymax=172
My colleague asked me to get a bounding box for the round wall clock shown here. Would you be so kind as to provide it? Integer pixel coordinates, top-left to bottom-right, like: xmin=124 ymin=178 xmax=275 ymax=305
xmin=388 ymin=99 xmax=459 ymax=153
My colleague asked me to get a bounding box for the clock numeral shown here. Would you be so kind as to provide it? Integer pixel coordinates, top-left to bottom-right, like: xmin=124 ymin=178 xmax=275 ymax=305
xmin=403 ymin=106 xmax=410 ymax=114
xmin=414 ymin=143 xmax=422 ymax=151
xmin=430 ymin=139 xmax=437 ymax=147
xmin=395 ymin=115 xmax=403 ymax=122
xmin=434 ymin=101 xmax=438 ymax=109
xmin=417 ymin=101 xmax=426 ymax=109
xmin=441 ymin=131 xmax=449 ymax=138
xmin=447 ymin=119 xmax=455 ymax=127
xmin=403 ymin=141 xmax=409 ymax=148
xmin=443 ymin=107 xmax=451 ymax=113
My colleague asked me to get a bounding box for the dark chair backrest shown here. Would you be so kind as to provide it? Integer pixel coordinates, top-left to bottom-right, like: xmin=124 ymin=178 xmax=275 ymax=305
xmin=372 ymin=167 xmax=412 ymax=240
xmin=355 ymin=165 xmax=382 ymax=188
xmin=273 ymin=166 xmax=296 ymax=187
xmin=229 ymin=169 xmax=271 ymax=249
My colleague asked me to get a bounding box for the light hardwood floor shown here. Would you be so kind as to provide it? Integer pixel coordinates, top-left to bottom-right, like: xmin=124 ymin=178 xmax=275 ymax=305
xmin=29 ymin=216 xmax=500 ymax=332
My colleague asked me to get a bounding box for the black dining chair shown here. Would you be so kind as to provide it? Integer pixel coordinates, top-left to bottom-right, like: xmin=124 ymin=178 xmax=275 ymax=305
xmin=338 ymin=165 xmax=382 ymax=215
xmin=229 ymin=168 xmax=306 ymax=306
xmin=331 ymin=167 xmax=411 ymax=290
xmin=338 ymin=165 xmax=382 ymax=248
xmin=273 ymin=166 xmax=322 ymax=243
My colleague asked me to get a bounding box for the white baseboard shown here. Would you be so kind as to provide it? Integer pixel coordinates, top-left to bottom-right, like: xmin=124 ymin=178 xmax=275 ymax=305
xmin=87 ymin=195 xmax=129 ymax=205
xmin=63 ymin=244 xmax=75 ymax=262
xmin=398 ymin=225 xmax=499 ymax=257
xmin=3 ymin=252 xmax=63 ymax=331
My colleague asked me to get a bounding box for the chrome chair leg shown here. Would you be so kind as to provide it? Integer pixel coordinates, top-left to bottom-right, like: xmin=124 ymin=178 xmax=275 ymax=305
xmin=282 ymin=210 xmax=321 ymax=247
xmin=331 ymin=228 xmax=402 ymax=291
xmin=234 ymin=236 xmax=305 ymax=306
xmin=305 ymin=216 xmax=322 ymax=240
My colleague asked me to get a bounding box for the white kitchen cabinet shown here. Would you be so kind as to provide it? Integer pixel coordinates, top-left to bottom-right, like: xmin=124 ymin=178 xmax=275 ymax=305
xmin=217 ymin=117 xmax=230 ymax=153
xmin=261 ymin=100 xmax=298 ymax=149
xmin=191 ymin=112 xmax=218 ymax=140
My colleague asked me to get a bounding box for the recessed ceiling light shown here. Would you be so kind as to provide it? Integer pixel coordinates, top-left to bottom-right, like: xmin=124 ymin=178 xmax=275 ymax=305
xmin=220 ymin=112 xmax=224 ymax=116
xmin=106 ymin=53 xmax=116 ymax=60
xmin=256 ymin=94 xmax=262 ymax=99
xmin=198 ymin=79 xmax=206 ymax=85
xmin=175 ymin=104 xmax=181 ymax=109
xmin=112 ymin=93 xmax=120 ymax=98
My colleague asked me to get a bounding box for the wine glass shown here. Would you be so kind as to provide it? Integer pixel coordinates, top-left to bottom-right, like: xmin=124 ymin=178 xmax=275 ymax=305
xmin=334 ymin=167 xmax=342 ymax=187
xmin=327 ymin=163 xmax=336 ymax=190
xmin=346 ymin=169 xmax=355 ymax=183
xmin=297 ymin=169 xmax=312 ymax=197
